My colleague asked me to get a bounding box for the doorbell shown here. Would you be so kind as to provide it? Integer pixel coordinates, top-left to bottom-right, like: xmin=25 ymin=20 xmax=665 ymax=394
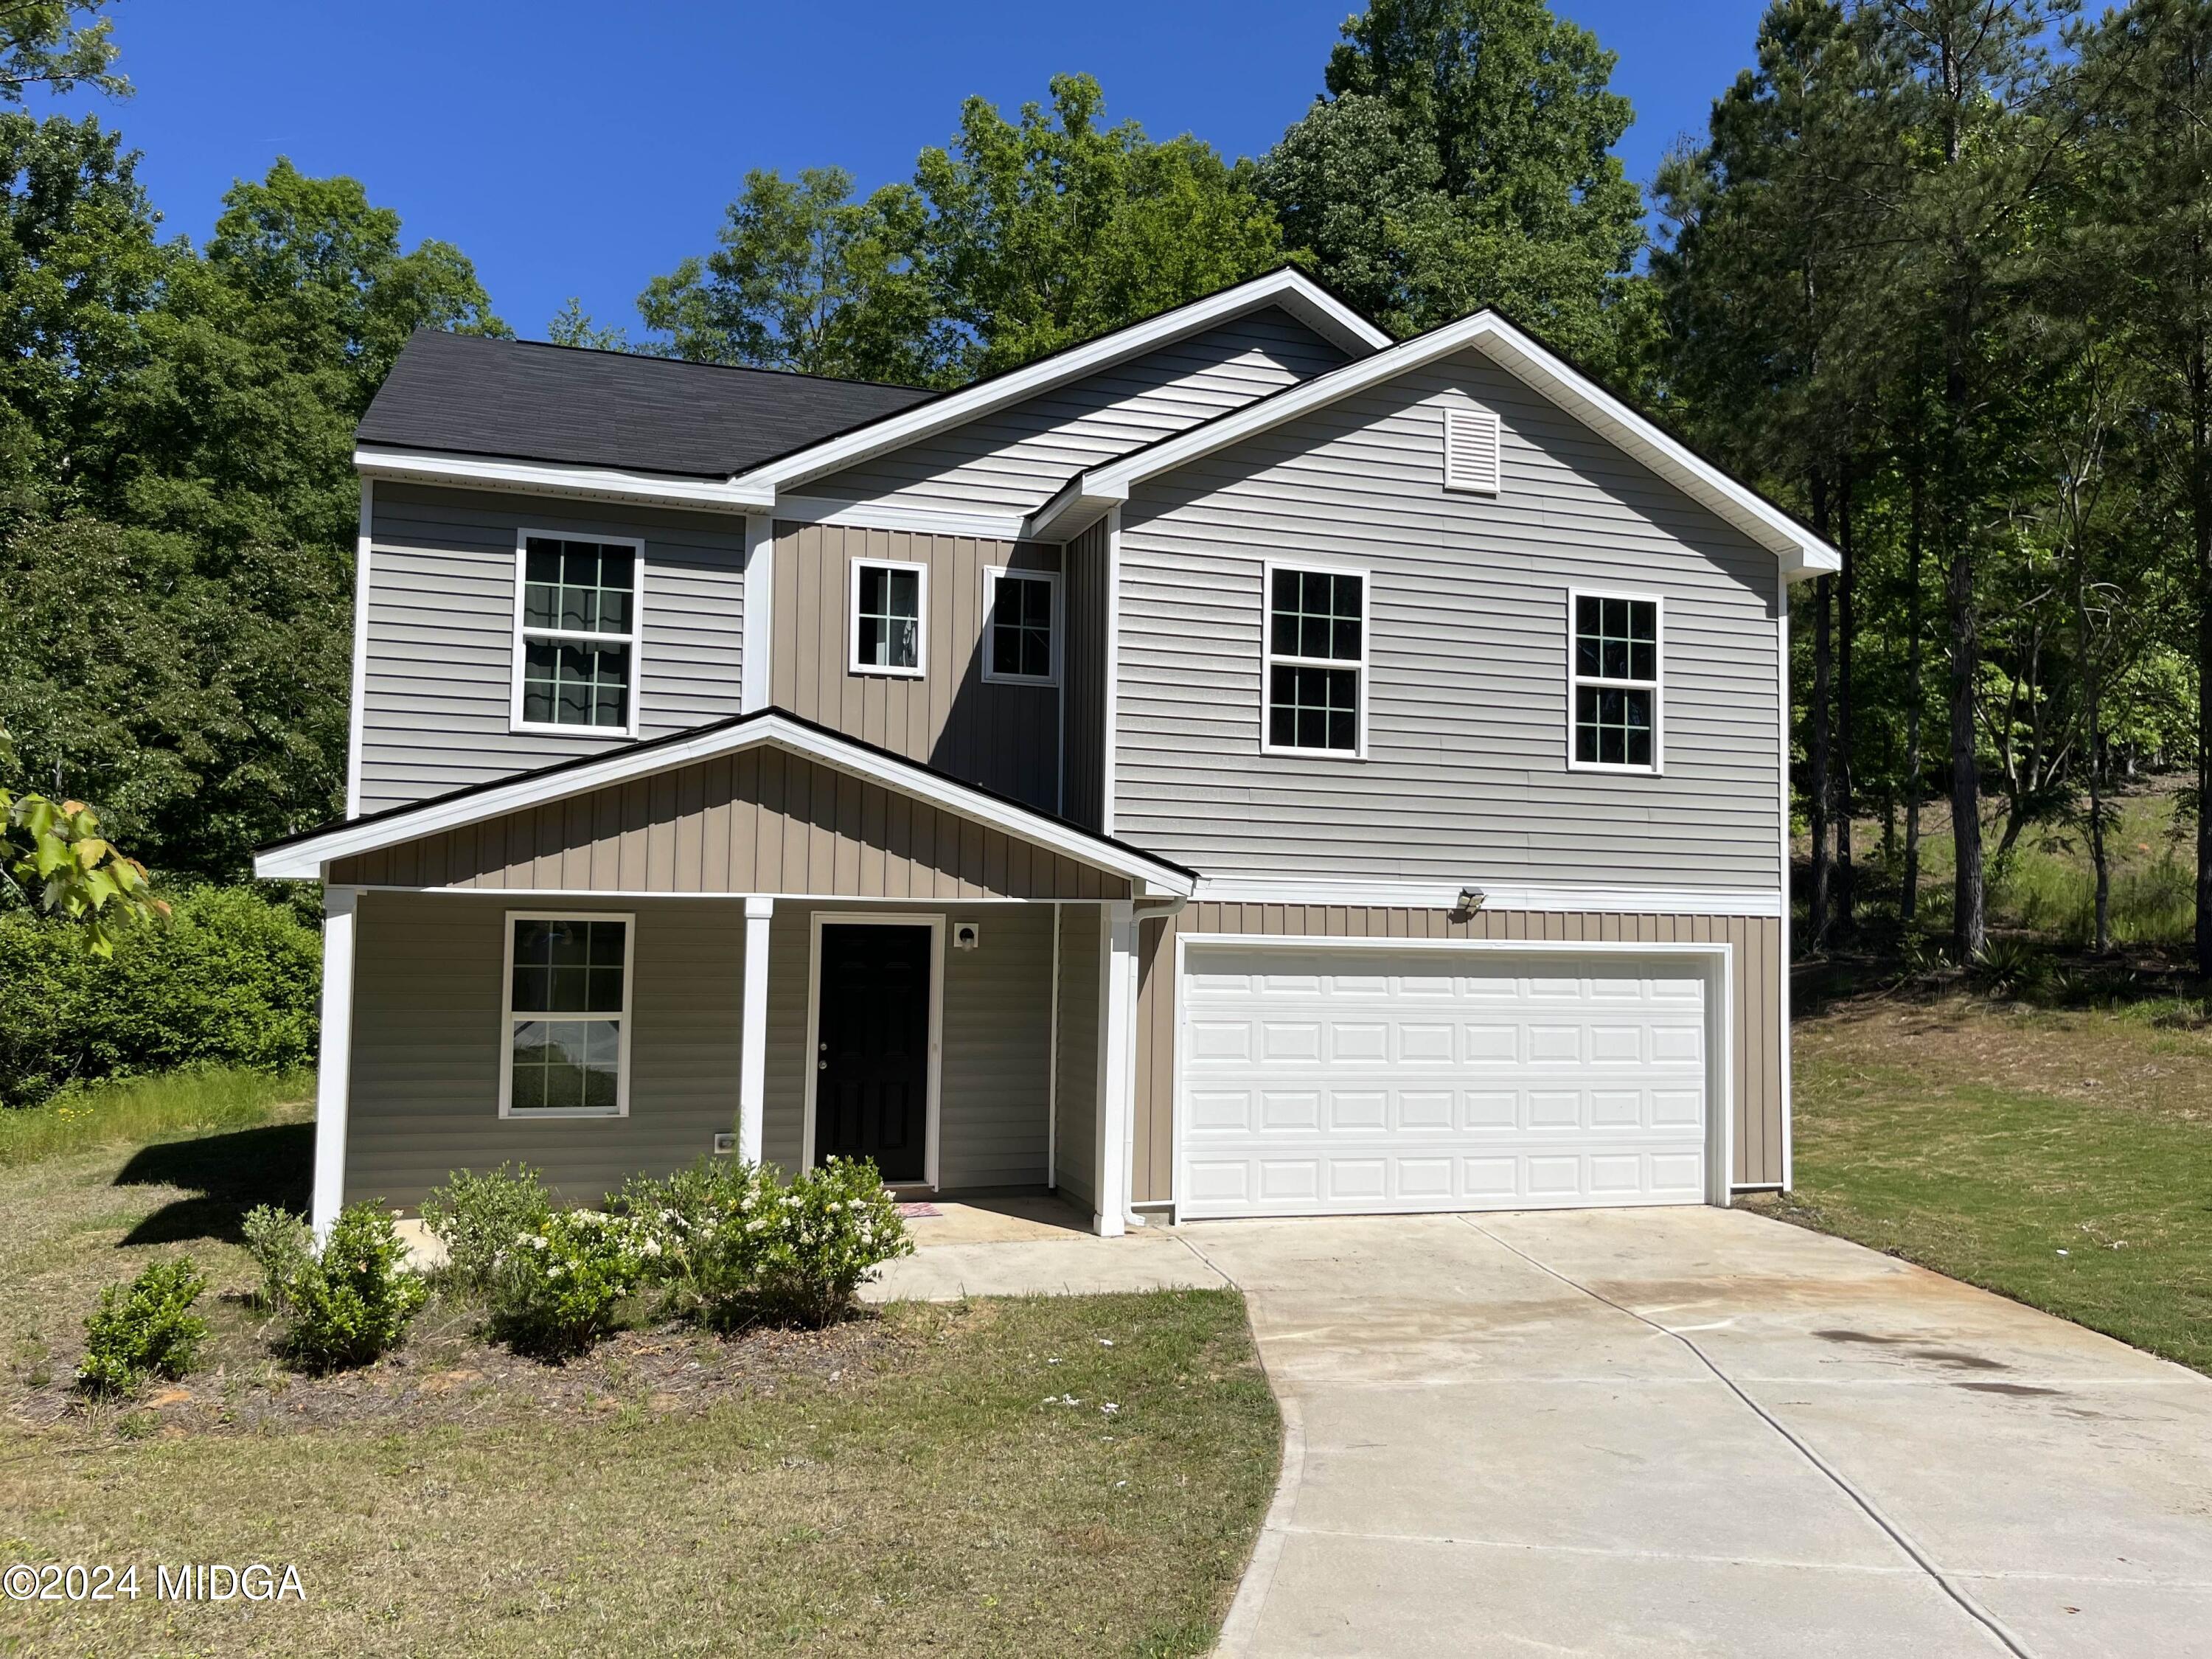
xmin=952 ymin=921 xmax=982 ymax=950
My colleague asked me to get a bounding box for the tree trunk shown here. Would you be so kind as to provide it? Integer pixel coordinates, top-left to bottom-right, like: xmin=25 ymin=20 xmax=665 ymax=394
xmin=1807 ymin=474 xmax=1834 ymax=951
xmin=1904 ymin=453 xmax=1925 ymax=927
xmin=2195 ymin=321 xmax=2212 ymax=978
xmin=1836 ymin=456 xmax=1857 ymax=940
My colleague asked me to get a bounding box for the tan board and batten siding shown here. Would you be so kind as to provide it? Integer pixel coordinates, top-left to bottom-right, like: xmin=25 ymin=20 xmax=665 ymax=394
xmin=327 ymin=745 xmax=1131 ymax=902
xmin=1114 ymin=345 xmax=1786 ymax=890
xmin=347 ymin=894 xmax=1060 ymax=1209
xmin=769 ymin=524 xmax=1061 ymax=810
xmin=358 ymin=483 xmax=749 ymax=815
xmin=1130 ymin=907 xmax=1787 ymax=1199
xmin=803 ymin=307 xmax=1351 ymax=517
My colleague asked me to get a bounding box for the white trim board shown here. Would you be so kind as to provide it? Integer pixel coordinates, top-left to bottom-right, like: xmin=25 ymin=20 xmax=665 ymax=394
xmin=344 ymin=480 xmax=373 ymax=818
xmin=800 ymin=911 xmax=945 ymax=1189
xmin=1028 ymin=310 xmax=1843 ymax=578
xmin=1190 ymin=877 xmax=1784 ymax=919
xmin=740 ymin=514 xmax=773 ymax=712
xmin=1174 ymin=932 xmax=1736 ymax=1214
xmin=729 ymin=271 xmax=1389 ymax=498
xmin=355 ymin=445 xmax=773 ymax=512
xmin=254 ymin=710 xmax=1195 ymax=897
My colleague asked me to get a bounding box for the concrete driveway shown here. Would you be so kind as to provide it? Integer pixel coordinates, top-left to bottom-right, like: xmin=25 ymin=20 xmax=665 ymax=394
xmin=1184 ymin=1208 xmax=2212 ymax=1658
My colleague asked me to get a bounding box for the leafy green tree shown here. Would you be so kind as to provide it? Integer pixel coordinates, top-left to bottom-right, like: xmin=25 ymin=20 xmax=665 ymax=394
xmin=0 ymin=111 xmax=169 ymax=512
xmin=1261 ymin=0 xmax=1645 ymax=358
xmin=639 ymin=165 xmax=933 ymax=381
xmin=105 ymin=159 xmax=507 ymax=551
xmin=547 ymin=296 xmax=629 ymax=352
xmin=643 ymin=77 xmax=1284 ymax=386
xmin=912 ymin=74 xmax=1283 ymax=382
xmin=0 ymin=0 xmax=123 ymax=102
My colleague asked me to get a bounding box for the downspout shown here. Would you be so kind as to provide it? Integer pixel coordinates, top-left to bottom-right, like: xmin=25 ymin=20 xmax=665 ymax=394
xmin=1121 ymin=893 xmax=1188 ymax=1229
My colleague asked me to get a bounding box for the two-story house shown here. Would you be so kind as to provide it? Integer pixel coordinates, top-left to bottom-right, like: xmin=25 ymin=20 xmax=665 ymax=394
xmin=256 ymin=268 xmax=1836 ymax=1238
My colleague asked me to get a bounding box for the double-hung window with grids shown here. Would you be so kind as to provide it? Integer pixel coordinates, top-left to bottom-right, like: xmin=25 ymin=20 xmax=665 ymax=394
xmin=1263 ymin=564 xmax=1366 ymax=756
xmin=514 ymin=535 xmax=641 ymax=733
xmin=982 ymin=566 xmax=1057 ymax=684
xmin=501 ymin=914 xmax=631 ymax=1118
xmin=1570 ymin=592 xmax=1661 ymax=771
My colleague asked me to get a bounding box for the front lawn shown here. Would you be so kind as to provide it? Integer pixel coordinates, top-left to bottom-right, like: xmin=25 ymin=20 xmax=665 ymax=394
xmin=1746 ymin=989 xmax=2212 ymax=1374
xmin=0 ymin=1077 xmax=1278 ymax=1657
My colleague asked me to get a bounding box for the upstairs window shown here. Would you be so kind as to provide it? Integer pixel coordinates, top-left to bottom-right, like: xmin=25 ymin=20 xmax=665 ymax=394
xmin=1264 ymin=563 xmax=1366 ymax=756
xmin=1571 ymin=592 xmax=1661 ymax=772
xmin=983 ymin=567 xmax=1057 ymax=685
xmin=514 ymin=534 xmax=641 ymax=733
xmin=851 ymin=557 xmax=926 ymax=677
xmin=501 ymin=914 xmax=630 ymax=1118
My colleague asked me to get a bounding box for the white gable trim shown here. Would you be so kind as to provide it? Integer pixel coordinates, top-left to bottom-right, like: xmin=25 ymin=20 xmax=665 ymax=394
xmin=726 ymin=271 xmax=1391 ymax=496
xmin=355 ymin=445 xmax=773 ymax=513
xmin=253 ymin=711 xmax=1195 ymax=896
xmin=1028 ymin=311 xmax=1843 ymax=578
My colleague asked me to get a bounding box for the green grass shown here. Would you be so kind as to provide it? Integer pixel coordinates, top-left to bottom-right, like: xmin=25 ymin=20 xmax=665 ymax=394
xmin=0 ymin=1074 xmax=1279 ymax=1658
xmin=1747 ymin=995 xmax=2212 ymax=1374
xmin=0 ymin=1065 xmax=314 ymax=1168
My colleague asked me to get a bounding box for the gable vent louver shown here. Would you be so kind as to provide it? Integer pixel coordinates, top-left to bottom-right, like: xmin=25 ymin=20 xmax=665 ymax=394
xmin=1444 ymin=408 xmax=1502 ymax=495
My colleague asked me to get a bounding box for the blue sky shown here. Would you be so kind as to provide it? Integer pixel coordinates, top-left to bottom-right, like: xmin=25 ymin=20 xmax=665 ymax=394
xmin=67 ymin=0 xmax=1768 ymax=342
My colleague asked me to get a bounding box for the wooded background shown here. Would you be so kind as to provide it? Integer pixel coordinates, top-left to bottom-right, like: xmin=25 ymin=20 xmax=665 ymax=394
xmin=4 ymin=0 xmax=2208 ymax=973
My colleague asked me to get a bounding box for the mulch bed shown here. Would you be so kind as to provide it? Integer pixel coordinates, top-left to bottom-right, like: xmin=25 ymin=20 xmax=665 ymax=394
xmin=7 ymin=1296 xmax=910 ymax=1439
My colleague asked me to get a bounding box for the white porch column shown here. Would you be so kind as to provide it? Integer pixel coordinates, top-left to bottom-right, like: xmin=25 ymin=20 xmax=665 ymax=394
xmin=310 ymin=887 xmax=359 ymax=1240
xmin=737 ymin=895 xmax=774 ymax=1164
xmin=1093 ymin=900 xmax=1135 ymax=1237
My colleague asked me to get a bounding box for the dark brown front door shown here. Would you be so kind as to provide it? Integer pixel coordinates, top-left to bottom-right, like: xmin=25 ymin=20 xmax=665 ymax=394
xmin=813 ymin=923 xmax=931 ymax=1183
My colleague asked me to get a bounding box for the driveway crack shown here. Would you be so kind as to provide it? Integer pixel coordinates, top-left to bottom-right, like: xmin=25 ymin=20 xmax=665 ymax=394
xmin=1461 ymin=1217 xmax=2035 ymax=1659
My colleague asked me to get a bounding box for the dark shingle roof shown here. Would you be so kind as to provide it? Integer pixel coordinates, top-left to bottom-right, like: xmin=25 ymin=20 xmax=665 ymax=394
xmin=355 ymin=331 xmax=938 ymax=479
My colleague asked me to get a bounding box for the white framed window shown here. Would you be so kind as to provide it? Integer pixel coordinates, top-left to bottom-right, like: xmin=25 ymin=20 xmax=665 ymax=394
xmin=1568 ymin=590 xmax=1663 ymax=773
xmin=499 ymin=912 xmax=633 ymax=1119
xmin=1443 ymin=407 xmax=1502 ymax=494
xmin=1262 ymin=560 xmax=1368 ymax=757
xmin=849 ymin=557 xmax=927 ymax=678
xmin=510 ymin=531 xmax=644 ymax=735
xmin=981 ymin=565 xmax=1058 ymax=686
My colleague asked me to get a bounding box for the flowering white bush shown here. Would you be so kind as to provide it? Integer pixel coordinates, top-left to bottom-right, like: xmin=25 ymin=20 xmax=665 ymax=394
xmin=616 ymin=1155 xmax=911 ymax=1329
xmin=487 ymin=1206 xmax=651 ymax=1359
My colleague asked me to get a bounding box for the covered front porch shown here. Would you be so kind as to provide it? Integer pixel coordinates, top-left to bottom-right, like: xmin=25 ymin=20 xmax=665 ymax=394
xmin=253 ymin=709 xmax=1193 ymax=1239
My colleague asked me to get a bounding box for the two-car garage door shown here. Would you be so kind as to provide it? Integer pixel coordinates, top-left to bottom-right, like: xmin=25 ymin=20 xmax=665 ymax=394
xmin=1178 ymin=945 xmax=1715 ymax=1219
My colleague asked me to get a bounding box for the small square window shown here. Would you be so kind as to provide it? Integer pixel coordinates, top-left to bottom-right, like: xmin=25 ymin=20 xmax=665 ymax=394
xmin=852 ymin=560 xmax=925 ymax=675
xmin=1570 ymin=594 xmax=1660 ymax=772
xmin=984 ymin=568 xmax=1057 ymax=684
xmin=1263 ymin=564 xmax=1366 ymax=755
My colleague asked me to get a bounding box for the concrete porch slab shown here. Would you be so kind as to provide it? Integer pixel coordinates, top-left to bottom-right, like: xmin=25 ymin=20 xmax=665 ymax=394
xmin=863 ymin=1225 xmax=1231 ymax=1302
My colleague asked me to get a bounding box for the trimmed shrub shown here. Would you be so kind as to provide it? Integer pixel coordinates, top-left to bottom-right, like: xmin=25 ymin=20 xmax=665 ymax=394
xmin=615 ymin=1158 xmax=778 ymax=1330
xmin=487 ymin=1208 xmax=650 ymax=1360
xmin=0 ymin=883 xmax=319 ymax=1108
xmin=754 ymin=1158 xmax=913 ymax=1326
xmin=240 ymin=1203 xmax=316 ymax=1310
xmin=79 ymin=1257 xmax=209 ymax=1394
xmin=251 ymin=1202 xmax=427 ymax=1371
xmin=420 ymin=1164 xmax=553 ymax=1293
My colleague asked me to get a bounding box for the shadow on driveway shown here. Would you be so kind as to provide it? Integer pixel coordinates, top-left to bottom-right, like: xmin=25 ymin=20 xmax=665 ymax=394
xmin=113 ymin=1122 xmax=312 ymax=1247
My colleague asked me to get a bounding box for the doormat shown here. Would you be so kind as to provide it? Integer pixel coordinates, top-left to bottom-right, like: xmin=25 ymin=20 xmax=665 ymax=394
xmin=897 ymin=1202 xmax=942 ymax=1219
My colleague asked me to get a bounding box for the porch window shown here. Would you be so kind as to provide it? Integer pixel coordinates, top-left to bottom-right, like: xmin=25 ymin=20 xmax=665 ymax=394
xmin=982 ymin=567 xmax=1057 ymax=684
xmin=1263 ymin=563 xmax=1366 ymax=756
xmin=514 ymin=534 xmax=641 ymax=733
xmin=501 ymin=914 xmax=632 ymax=1118
xmin=851 ymin=558 xmax=926 ymax=676
xmin=1569 ymin=592 xmax=1662 ymax=772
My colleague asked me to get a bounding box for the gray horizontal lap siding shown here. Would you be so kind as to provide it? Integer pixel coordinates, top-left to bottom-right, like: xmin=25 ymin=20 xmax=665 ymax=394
xmin=359 ymin=483 xmax=748 ymax=814
xmin=347 ymin=893 xmax=741 ymax=1211
xmin=1113 ymin=348 xmax=1784 ymax=890
xmin=804 ymin=309 xmax=1351 ymax=518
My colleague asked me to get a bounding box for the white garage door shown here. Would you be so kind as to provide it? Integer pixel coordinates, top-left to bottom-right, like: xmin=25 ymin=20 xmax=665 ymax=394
xmin=1179 ymin=946 xmax=1713 ymax=1219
